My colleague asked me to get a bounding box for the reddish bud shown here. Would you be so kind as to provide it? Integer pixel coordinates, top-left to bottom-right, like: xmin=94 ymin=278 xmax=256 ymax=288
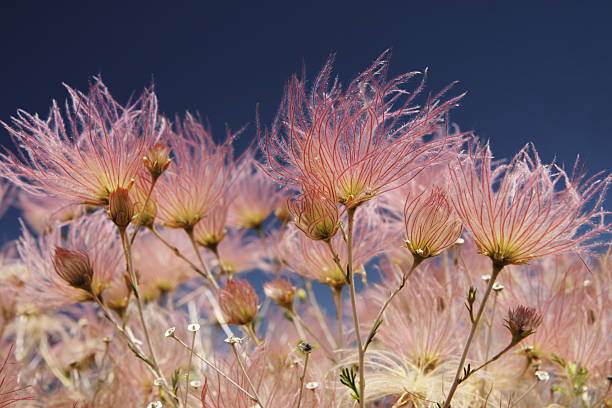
xmin=143 ymin=143 xmax=172 ymax=181
xmin=218 ymin=279 xmax=259 ymax=326
xmin=52 ymin=247 xmax=94 ymax=292
xmin=263 ymin=278 xmax=296 ymax=310
xmin=109 ymin=188 xmax=134 ymax=230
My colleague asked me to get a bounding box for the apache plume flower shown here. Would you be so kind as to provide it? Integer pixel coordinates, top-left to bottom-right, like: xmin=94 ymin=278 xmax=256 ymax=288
xmin=52 ymin=248 xmax=94 ymax=292
xmin=289 ymin=187 xmax=340 ymax=241
xmin=228 ymin=150 xmax=287 ymax=230
xmin=403 ymin=187 xmax=462 ymax=259
xmin=17 ymin=213 xmax=122 ymax=306
xmin=263 ymin=278 xmax=296 ymax=310
xmin=504 ymin=305 xmax=542 ymax=343
xmin=0 ymin=79 xmax=159 ymax=206
xmin=449 ymin=143 xmax=611 ymax=266
xmin=155 ymin=114 xmax=233 ymax=230
xmin=261 ymin=51 xmax=465 ymax=208
xmin=218 ymin=278 xmax=259 ymax=326
xmin=194 ymin=200 xmax=229 ymax=251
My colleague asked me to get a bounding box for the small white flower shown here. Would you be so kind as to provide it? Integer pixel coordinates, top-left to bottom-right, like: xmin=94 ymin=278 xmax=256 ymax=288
xmin=189 ymin=380 xmax=202 ymax=388
xmin=224 ymin=336 xmax=244 ymax=345
xmin=481 ymin=274 xmax=492 ymax=282
xmin=534 ymin=370 xmax=550 ymax=382
xmin=455 ymin=237 xmax=465 ymax=244
xmin=153 ymin=377 xmax=166 ymax=386
xmin=583 ymin=279 xmax=591 ymax=287
xmin=187 ymin=323 xmax=201 ymax=332
xmin=305 ymin=381 xmax=320 ymax=390
xmin=147 ymin=401 xmax=163 ymax=408
xmin=164 ymin=327 xmax=176 ymax=337
xmin=492 ymin=282 xmax=504 ymax=292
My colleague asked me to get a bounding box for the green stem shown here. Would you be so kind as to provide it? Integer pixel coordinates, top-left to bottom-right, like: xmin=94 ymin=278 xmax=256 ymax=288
xmin=441 ymin=262 xmax=504 ymax=408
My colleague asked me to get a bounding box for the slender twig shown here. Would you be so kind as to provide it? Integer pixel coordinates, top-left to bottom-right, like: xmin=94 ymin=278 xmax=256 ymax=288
xmin=508 ymin=379 xmax=538 ymax=408
xmin=303 ymin=278 xmax=338 ymax=350
xmin=362 ymin=257 xmax=423 ymax=353
xmin=170 ymin=336 xmax=256 ymax=401
xmin=484 ymin=291 xmax=499 ymax=361
xmin=129 ymin=178 xmax=158 ymax=245
xmin=185 ymin=227 xmax=219 ymax=289
xmin=228 ymin=339 xmax=266 ymax=408
xmin=183 ymin=329 xmax=197 ymax=407
xmin=148 ymin=226 xmax=206 ymax=277
xmin=331 ymin=286 xmax=345 ymax=348
xmin=441 ymin=262 xmax=504 ymax=408
xmin=291 ymin=311 xmax=337 ymax=362
xmin=345 ymin=207 xmax=365 ymax=408
xmin=119 ymin=230 xmax=161 ymax=376
xmin=296 ymin=352 xmax=310 ymax=408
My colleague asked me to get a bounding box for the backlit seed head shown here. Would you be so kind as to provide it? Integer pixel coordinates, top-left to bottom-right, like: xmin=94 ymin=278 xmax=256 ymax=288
xmin=263 ymin=278 xmax=296 ymax=310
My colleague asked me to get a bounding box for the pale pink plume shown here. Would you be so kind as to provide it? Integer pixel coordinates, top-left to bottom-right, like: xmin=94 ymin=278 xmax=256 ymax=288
xmin=449 ymin=143 xmax=611 ymax=266
xmin=0 ymin=79 xmax=160 ymax=205
xmin=260 ymin=50 xmax=467 ymax=208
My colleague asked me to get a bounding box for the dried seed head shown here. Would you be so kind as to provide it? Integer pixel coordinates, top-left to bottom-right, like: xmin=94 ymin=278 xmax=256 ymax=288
xmin=263 ymin=278 xmax=296 ymax=310
xmin=164 ymin=327 xmax=176 ymax=338
xmin=53 ymin=247 xmax=94 ymax=292
xmin=187 ymin=323 xmax=200 ymax=332
xmin=504 ymin=305 xmax=543 ymax=343
xmin=290 ymin=189 xmax=340 ymax=241
xmin=492 ymin=282 xmax=505 ymax=292
xmin=305 ymin=381 xmax=320 ymax=390
xmin=219 ymin=279 xmax=259 ymax=326
xmin=143 ymin=143 xmax=172 ymax=181
xmin=108 ymin=187 xmax=134 ymax=230
xmin=297 ymin=341 xmax=313 ymax=354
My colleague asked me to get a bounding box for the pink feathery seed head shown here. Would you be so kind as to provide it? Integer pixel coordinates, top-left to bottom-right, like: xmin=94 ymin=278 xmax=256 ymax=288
xmin=449 ymin=142 xmax=611 ymax=267
xmin=194 ymin=200 xmax=229 ymax=252
xmin=130 ymin=174 xmax=157 ymax=228
xmin=17 ymin=192 xmax=85 ymax=234
xmin=260 ymin=50 xmax=468 ymax=209
xmin=403 ymin=186 xmax=463 ymax=260
xmin=0 ymin=78 xmax=160 ymax=206
xmin=17 ymin=212 xmax=122 ymax=307
xmin=155 ymin=113 xmax=234 ymax=230
xmin=0 ymin=180 xmax=15 ymax=219
xmin=289 ymin=185 xmax=341 ymax=241
xmin=211 ymin=229 xmax=267 ymax=275
xmin=263 ymin=278 xmax=297 ymax=310
xmin=218 ymin=278 xmax=259 ymax=326
xmin=504 ymin=305 xmax=543 ymax=343
xmin=228 ymin=149 xmax=288 ymax=230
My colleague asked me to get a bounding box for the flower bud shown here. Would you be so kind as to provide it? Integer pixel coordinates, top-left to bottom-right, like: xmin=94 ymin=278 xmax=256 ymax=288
xmin=218 ymin=279 xmax=259 ymax=326
xmin=109 ymin=188 xmax=134 ymax=230
xmin=53 ymin=247 xmax=94 ymax=292
xmin=403 ymin=187 xmax=462 ymax=259
xmin=143 ymin=143 xmax=172 ymax=181
xmin=263 ymin=278 xmax=296 ymax=310
xmin=504 ymin=305 xmax=542 ymax=343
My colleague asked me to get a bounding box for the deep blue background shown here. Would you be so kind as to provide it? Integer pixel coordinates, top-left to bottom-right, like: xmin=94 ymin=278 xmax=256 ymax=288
xmin=1 ymin=1 xmax=610 ymax=241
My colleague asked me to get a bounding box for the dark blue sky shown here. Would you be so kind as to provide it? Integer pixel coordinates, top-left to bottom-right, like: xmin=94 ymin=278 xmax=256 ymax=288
xmin=0 ymin=1 xmax=610 ymax=239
